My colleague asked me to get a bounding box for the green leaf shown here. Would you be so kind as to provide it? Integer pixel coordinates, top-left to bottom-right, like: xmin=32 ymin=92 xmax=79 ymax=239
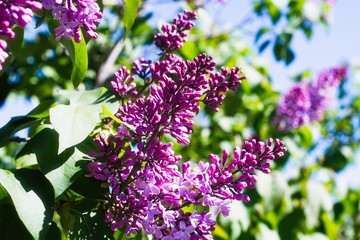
xmin=0 ymin=168 xmax=54 ymax=239
xmin=70 ymin=173 xmax=106 ymax=200
xmin=256 ymin=223 xmax=280 ymax=240
xmin=0 ymin=116 xmax=38 ymax=147
xmin=259 ymin=39 xmax=271 ymax=53
xmin=257 ymin=171 xmax=290 ymax=211
xmin=69 ymin=208 xmax=114 ymax=239
xmin=50 ymin=104 xmax=101 ymax=153
xmin=45 ymin=222 xmax=62 ymax=240
xmin=27 ymin=100 xmax=57 ymax=118
xmin=304 ymin=181 xmax=332 ymax=228
xmin=0 ymin=203 xmax=33 ymax=240
xmin=46 ymin=17 xmax=88 ymax=88
xmin=69 ymin=34 xmax=88 ymax=88
xmin=16 ymin=128 xmax=90 ymax=197
xmin=255 ymin=27 xmax=270 ymax=43
xmin=266 ymin=1 xmax=281 ymax=24
xmin=0 ymin=183 xmax=8 ymax=202
xmin=0 ymin=27 xmax=24 ymax=75
xmin=123 ymin=0 xmax=141 ymax=38
xmin=278 ymin=208 xmax=305 ymax=240
xmin=213 ymin=224 xmax=230 ymax=239
xmin=58 ymin=87 xmax=106 ymax=106
xmin=285 ymin=48 xmax=295 ymax=65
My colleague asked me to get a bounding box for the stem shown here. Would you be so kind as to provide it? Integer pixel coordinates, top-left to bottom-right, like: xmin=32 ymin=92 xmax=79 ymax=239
xmin=9 ymin=137 xmax=31 ymax=143
xmin=95 ymin=38 xmax=125 ymax=87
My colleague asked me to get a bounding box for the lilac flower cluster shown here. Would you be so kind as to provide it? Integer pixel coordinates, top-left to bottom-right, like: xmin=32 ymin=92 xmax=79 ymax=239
xmin=43 ymin=0 xmax=102 ymax=42
xmin=154 ymin=10 xmax=197 ymax=52
xmin=87 ymin=9 xmax=286 ymax=238
xmin=274 ymin=66 xmax=347 ymax=131
xmin=88 ymin=131 xmax=286 ymax=238
xmin=0 ymin=0 xmax=42 ymax=70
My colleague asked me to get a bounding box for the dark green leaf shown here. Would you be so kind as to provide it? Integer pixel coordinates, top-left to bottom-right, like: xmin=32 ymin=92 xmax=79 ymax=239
xmin=0 ymin=203 xmax=33 ymax=240
xmin=71 ymin=173 xmax=106 ymax=200
xmin=16 ymin=128 xmax=91 ymax=197
xmin=46 ymin=17 xmax=88 ymax=88
xmin=0 ymin=116 xmax=38 ymax=147
xmin=0 ymin=168 xmax=55 ymax=239
xmin=27 ymin=100 xmax=57 ymax=118
xmin=69 ymin=33 xmax=88 ymax=88
xmin=123 ymin=0 xmax=141 ymax=38
xmin=279 ymin=208 xmax=305 ymax=240
xmin=255 ymin=27 xmax=270 ymax=43
xmin=45 ymin=221 xmax=62 ymax=240
xmin=69 ymin=208 xmax=114 ymax=240
xmin=259 ymin=40 xmax=271 ymax=53
xmin=266 ymin=2 xmax=281 ymax=24
xmin=285 ymin=48 xmax=295 ymax=65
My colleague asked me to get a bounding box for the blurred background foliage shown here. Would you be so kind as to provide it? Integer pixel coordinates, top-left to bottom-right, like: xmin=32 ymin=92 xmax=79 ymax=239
xmin=0 ymin=0 xmax=360 ymax=239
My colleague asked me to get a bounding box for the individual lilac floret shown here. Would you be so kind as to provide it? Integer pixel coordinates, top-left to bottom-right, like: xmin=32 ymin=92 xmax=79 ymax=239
xmin=154 ymin=10 xmax=197 ymax=52
xmin=132 ymin=58 xmax=152 ymax=80
xmin=0 ymin=40 xmax=9 ymax=71
xmin=111 ymin=66 xmax=137 ymax=97
xmin=274 ymin=66 xmax=347 ymax=131
xmin=43 ymin=0 xmax=102 ymax=42
xmin=0 ymin=0 xmax=42 ymax=70
xmin=203 ymin=67 xmax=246 ymax=111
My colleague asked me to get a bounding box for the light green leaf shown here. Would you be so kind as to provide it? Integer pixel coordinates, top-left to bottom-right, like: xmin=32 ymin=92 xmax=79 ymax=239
xmin=304 ymin=181 xmax=332 ymax=228
xmin=58 ymin=87 xmax=106 ymax=106
xmin=256 ymin=223 xmax=280 ymax=240
xmin=212 ymin=224 xmax=229 ymax=239
xmin=50 ymin=104 xmax=101 ymax=153
xmin=0 ymin=168 xmax=54 ymax=239
xmin=257 ymin=171 xmax=290 ymax=211
xmin=123 ymin=0 xmax=141 ymax=38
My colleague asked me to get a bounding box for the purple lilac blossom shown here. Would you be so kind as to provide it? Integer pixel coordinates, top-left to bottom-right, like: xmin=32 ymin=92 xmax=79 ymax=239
xmin=87 ymin=129 xmax=286 ymax=238
xmin=0 ymin=0 xmax=42 ymax=70
xmin=154 ymin=10 xmax=197 ymax=52
xmin=273 ymin=82 xmax=311 ymax=131
xmin=111 ymin=66 xmax=137 ymax=98
xmin=42 ymin=0 xmax=102 ymax=42
xmin=88 ymin=9 xmax=286 ymax=238
xmin=204 ymin=67 xmax=246 ymax=111
xmin=274 ymin=66 xmax=347 ymax=131
xmin=307 ymin=66 xmax=347 ymax=122
xmin=88 ymin=50 xmax=285 ymax=238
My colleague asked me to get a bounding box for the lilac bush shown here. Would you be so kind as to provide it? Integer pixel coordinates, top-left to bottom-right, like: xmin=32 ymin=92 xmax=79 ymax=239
xmin=87 ymin=10 xmax=287 ymax=238
xmin=274 ymin=66 xmax=347 ymax=131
